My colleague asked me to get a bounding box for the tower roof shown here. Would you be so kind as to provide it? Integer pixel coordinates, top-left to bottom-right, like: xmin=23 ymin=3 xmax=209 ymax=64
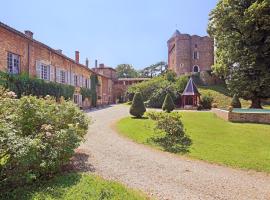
xmin=182 ymin=77 xmax=200 ymax=96
xmin=171 ymin=29 xmax=181 ymax=38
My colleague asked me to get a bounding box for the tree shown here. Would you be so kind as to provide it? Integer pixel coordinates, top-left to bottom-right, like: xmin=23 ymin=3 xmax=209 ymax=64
xmin=139 ymin=61 xmax=168 ymax=78
xmin=129 ymin=92 xmax=146 ymax=118
xmin=115 ymin=64 xmax=138 ymax=78
xmin=231 ymin=94 xmax=242 ymax=108
xmin=208 ymin=0 xmax=270 ymax=108
xmin=162 ymin=93 xmax=175 ymax=113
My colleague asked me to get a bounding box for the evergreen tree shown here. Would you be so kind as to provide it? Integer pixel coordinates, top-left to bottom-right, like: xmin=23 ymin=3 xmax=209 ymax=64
xmin=231 ymin=94 xmax=242 ymax=108
xmin=130 ymin=92 xmax=146 ymax=118
xmin=162 ymin=93 xmax=175 ymax=113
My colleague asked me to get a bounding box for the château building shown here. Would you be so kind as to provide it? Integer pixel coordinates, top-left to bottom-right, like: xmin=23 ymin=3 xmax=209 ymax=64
xmin=167 ymin=30 xmax=214 ymax=76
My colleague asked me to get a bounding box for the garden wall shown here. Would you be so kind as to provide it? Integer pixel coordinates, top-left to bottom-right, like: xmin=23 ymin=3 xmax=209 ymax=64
xmin=212 ymin=108 xmax=270 ymax=124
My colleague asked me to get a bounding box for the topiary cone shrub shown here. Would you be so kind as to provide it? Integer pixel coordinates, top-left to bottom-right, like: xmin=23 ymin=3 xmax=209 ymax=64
xmin=231 ymin=94 xmax=242 ymax=108
xmin=129 ymin=92 xmax=146 ymax=118
xmin=162 ymin=93 xmax=175 ymax=113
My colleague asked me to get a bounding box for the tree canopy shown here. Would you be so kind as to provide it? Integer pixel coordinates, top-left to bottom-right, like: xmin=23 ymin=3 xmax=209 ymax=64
xmin=208 ymin=0 xmax=270 ymax=108
xmin=115 ymin=64 xmax=138 ymax=78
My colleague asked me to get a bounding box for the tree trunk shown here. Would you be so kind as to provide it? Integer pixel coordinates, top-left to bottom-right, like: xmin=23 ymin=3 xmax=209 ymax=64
xmin=250 ymin=97 xmax=263 ymax=109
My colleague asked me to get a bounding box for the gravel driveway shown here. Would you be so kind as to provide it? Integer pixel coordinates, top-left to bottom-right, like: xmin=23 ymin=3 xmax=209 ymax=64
xmin=79 ymin=105 xmax=270 ymax=200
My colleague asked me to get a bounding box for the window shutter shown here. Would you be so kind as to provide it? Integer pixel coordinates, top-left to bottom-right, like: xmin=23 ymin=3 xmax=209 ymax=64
xmin=79 ymin=75 xmax=82 ymax=87
xmin=65 ymin=71 xmax=68 ymax=84
xmin=88 ymin=79 xmax=91 ymax=89
xmin=82 ymin=77 xmax=85 ymax=88
xmin=67 ymin=71 xmax=70 ymax=85
xmin=50 ymin=65 xmax=55 ymax=82
xmin=56 ymin=68 xmax=61 ymax=83
xmin=71 ymin=73 xmax=74 ymax=86
xmin=36 ymin=61 xmax=41 ymax=78
xmin=79 ymin=95 xmax=82 ymax=106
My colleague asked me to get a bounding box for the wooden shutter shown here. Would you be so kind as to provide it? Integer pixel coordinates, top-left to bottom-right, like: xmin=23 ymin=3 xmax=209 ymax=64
xmin=56 ymin=68 xmax=61 ymax=83
xmin=36 ymin=61 xmax=41 ymax=78
xmin=50 ymin=65 xmax=54 ymax=82
xmin=67 ymin=71 xmax=70 ymax=85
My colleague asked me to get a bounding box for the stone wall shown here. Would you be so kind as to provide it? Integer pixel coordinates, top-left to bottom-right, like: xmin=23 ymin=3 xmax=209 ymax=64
xmin=167 ymin=31 xmax=214 ymax=76
xmin=212 ymin=108 xmax=270 ymax=124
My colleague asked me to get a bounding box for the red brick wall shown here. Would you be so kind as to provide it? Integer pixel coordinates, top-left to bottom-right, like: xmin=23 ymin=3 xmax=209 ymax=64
xmin=0 ymin=24 xmax=112 ymax=108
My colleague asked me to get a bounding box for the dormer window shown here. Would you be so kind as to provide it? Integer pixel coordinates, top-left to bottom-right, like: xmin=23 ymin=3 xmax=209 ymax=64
xmin=193 ymin=51 xmax=199 ymax=60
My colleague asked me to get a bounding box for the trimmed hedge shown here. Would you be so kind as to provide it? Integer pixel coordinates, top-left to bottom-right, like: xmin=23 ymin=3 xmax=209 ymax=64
xmin=162 ymin=93 xmax=175 ymax=113
xmin=130 ymin=92 xmax=146 ymax=118
xmin=0 ymin=72 xmax=74 ymax=100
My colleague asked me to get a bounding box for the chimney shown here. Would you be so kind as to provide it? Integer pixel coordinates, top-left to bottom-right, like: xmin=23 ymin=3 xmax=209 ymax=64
xmin=75 ymin=51 xmax=80 ymax=63
xmin=95 ymin=60 xmax=98 ymax=68
xmin=24 ymin=30 xmax=33 ymax=39
xmin=99 ymin=63 xmax=105 ymax=68
xmin=85 ymin=58 xmax=89 ymax=67
xmin=56 ymin=49 xmax=62 ymax=54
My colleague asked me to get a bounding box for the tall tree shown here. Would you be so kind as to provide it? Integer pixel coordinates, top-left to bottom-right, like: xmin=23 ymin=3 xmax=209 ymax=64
xmin=115 ymin=64 xmax=138 ymax=78
xmin=208 ymin=0 xmax=270 ymax=108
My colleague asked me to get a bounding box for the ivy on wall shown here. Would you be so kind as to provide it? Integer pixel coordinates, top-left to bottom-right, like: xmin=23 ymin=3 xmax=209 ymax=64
xmin=90 ymin=74 xmax=99 ymax=107
xmin=0 ymin=72 xmax=75 ymax=100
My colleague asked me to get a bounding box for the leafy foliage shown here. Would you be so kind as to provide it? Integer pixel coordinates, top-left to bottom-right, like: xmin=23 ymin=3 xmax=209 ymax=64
xmin=129 ymin=93 xmax=146 ymax=118
xmin=90 ymin=74 xmax=99 ymax=107
xmin=0 ymin=72 xmax=75 ymax=100
xmin=146 ymin=111 xmax=191 ymax=153
xmin=138 ymin=61 xmax=168 ymax=78
xmin=127 ymin=73 xmax=188 ymax=108
xmin=208 ymin=0 xmax=270 ymax=108
xmin=0 ymin=88 xmax=89 ymax=189
xmin=115 ymin=64 xmax=138 ymax=78
xmin=199 ymin=93 xmax=214 ymax=109
xmin=80 ymin=87 xmax=92 ymax=101
xmin=162 ymin=93 xmax=175 ymax=113
xmin=231 ymin=94 xmax=242 ymax=108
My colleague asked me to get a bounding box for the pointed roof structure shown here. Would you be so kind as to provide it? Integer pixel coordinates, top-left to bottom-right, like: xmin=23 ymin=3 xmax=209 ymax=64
xmin=171 ymin=29 xmax=181 ymax=38
xmin=182 ymin=77 xmax=200 ymax=96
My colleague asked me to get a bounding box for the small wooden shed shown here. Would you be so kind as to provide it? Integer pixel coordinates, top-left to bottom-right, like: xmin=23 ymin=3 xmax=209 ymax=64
xmin=181 ymin=78 xmax=200 ymax=108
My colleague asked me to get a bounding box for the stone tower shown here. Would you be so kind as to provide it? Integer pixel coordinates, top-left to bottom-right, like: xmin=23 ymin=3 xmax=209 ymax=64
xmin=167 ymin=30 xmax=214 ymax=76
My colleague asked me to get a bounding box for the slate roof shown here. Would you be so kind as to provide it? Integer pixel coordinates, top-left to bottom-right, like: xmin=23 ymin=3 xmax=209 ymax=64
xmin=171 ymin=29 xmax=181 ymax=38
xmin=182 ymin=78 xmax=200 ymax=96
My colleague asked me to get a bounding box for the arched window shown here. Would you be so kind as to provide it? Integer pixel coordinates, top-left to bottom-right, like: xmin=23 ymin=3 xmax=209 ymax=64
xmin=193 ymin=65 xmax=200 ymax=73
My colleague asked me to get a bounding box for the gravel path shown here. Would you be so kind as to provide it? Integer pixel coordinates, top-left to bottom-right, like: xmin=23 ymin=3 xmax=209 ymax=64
xmin=80 ymin=105 xmax=270 ymax=200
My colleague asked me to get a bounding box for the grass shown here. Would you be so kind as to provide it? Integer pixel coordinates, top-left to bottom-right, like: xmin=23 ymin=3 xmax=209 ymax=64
xmin=198 ymin=85 xmax=250 ymax=108
xmin=2 ymin=173 xmax=148 ymax=200
xmin=116 ymin=112 xmax=270 ymax=173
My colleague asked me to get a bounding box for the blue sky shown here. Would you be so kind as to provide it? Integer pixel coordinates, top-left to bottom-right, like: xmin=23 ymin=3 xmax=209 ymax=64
xmin=1 ymin=0 xmax=218 ymax=69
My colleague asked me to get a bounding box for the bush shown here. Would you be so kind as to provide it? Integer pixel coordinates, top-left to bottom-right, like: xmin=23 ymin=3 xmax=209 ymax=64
xmin=0 ymin=88 xmax=89 ymax=189
xmin=147 ymin=111 xmax=191 ymax=153
xmin=231 ymin=94 xmax=242 ymax=108
xmin=129 ymin=92 xmax=146 ymax=118
xmin=162 ymin=93 xmax=175 ymax=113
xmin=0 ymin=72 xmax=75 ymax=100
xmin=212 ymin=103 xmax=218 ymax=108
xmin=200 ymin=93 xmax=214 ymax=109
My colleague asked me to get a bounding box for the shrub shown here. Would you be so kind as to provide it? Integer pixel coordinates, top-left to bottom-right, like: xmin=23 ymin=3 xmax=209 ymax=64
xmin=212 ymin=103 xmax=218 ymax=108
xmin=0 ymin=72 xmax=75 ymax=100
xmin=129 ymin=92 xmax=146 ymax=118
xmin=147 ymin=111 xmax=191 ymax=153
xmin=231 ymin=94 xmax=242 ymax=108
xmin=200 ymin=93 xmax=214 ymax=109
xmin=162 ymin=93 xmax=175 ymax=113
xmin=0 ymin=88 xmax=89 ymax=189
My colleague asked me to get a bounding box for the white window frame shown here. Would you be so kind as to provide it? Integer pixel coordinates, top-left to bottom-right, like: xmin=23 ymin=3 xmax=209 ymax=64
xmin=41 ymin=64 xmax=50 ymax=81
xmin=60 ymin=70 xmax=66 ymax=84
xmin=7 ymin=52 xmax=20 ymax=74
xmin=193 ymin=51 xmax=199 ymax=60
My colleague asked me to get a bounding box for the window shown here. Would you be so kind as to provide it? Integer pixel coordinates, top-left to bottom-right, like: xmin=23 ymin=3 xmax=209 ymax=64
xmin=74 ymin=75 xmax=79 ymax=87
xmin=193 ymin=65 xmax=200 ymax=73
xmin=7 ymin=52 xmax=20 ymax=74
xmin=60 ymin=70 xmax=66 ymax=84
xmin=195 ymin=44 xmax=198 ymax=48
xmin=41 ymin=64 xmax=50 ymax=80
xmin=193 ymin=51 xmax=199 ymax=60
xmin=74 ymin=94 xmax=79 ymax=104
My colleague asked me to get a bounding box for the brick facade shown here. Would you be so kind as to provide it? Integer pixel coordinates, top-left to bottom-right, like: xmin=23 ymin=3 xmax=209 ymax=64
xmin=167 ymin=30 xmax=214 ymax=76
xmin=0 ymin=21 xmax=113 ymax=108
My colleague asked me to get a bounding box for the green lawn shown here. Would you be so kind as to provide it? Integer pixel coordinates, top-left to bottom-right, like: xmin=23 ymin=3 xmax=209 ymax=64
xmin=2 ymin=173 xmax=148 ymax=200
xmin=116 ymin=112 xmax=270 ymax=173
xmin=198 ymin=85 xmax=250 ymax=108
